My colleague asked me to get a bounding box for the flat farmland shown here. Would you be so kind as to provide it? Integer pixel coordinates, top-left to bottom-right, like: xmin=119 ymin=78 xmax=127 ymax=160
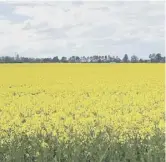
xmin=0 ymin=63 xmax=164 ymax=162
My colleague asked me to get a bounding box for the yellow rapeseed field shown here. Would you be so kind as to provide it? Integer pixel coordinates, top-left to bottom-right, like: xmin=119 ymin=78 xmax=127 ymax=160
xmin=0 ymin=63 xmax=165 ymax=162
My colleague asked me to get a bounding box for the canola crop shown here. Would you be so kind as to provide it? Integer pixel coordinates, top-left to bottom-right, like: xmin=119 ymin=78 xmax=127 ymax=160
xmin=0 ymin=63 xmax=165 ymax=162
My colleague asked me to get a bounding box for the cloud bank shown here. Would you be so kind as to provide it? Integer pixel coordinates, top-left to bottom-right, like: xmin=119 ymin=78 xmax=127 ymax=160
xmin=0 ymin=1 xmax=164 ymax=59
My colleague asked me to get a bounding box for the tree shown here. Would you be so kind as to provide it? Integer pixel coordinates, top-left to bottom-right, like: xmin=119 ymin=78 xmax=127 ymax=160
xmin=112 ymin=56 xmax=116 ymax=62
xmin=155 ymin=53 xmax=162 ymax=62
xmin=69 ymin=56 xmax=76 ymax=63
xmin=43 ymin=58 xmax=52 ymax=63
xmin=108 ymin=55 xmax=111 ymax=62
xmin=123 ymin=54 xmax=129 ymax=63
xmin=149 ymin=53 xmax=156 ymax=62
xmin=92 ymin=55 xmax=99 ymax=62
xmin=4 ymin=56 xmax=14 ymax=63
xmin=139 ymin=58 xmax=144 ymax=63
xmin=131 ymin=55 xmax=139 ymax=63
xmin=53 ymin=56 xmax=59 ymax=62
xmin=105 ymin=55 xmax=107 ymax=61
xmin=61 ymin=57 xmax=67 ymax=63
xmin=115 ymin=56 xmax=121 ymax=63
xmin=15 ymin=53 xmax=20 ymax=62
xmin=0 ymin=53 xmax=164 ymax=64
xmin=90 ymin=56 xmax=93 ymax=62
xmin=161 ymin=56 xmax=165 ymax=63
xmin=101 ymin=56 xmax=105 ymax=61
xmin=75 ymin=56 xmax=80 ymax=62
xmin=81 ymin=56 xmax=87 ymax=63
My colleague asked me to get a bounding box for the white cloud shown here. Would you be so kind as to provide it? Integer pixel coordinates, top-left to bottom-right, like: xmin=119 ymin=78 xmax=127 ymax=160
xmin=0 ymin=1 xmax=164 ymax=58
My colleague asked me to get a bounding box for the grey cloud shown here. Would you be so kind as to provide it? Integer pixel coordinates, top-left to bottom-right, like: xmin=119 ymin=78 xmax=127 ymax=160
xmin=0 ymin=1 xmax=164 ymax=58
xmin=71 ymin=1 xmax=84 ymax=6
xmin=36 ymin=27 xmax=68 ymax=39
xmin=0 ymin=3 xmax=31 ymax=23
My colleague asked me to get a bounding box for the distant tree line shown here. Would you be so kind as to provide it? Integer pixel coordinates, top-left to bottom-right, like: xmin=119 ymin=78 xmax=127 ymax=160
xmin=0 ymin=53 xmax=165 ymax=63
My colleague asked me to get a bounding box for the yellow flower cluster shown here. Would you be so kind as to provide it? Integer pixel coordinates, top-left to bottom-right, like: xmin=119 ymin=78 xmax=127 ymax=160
xmin=0 ymin=63 xmax=164 ymax=161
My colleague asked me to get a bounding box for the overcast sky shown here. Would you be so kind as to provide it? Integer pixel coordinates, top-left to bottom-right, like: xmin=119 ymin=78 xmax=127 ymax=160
xmin=0 ymin=1 xmax=165 ymax=59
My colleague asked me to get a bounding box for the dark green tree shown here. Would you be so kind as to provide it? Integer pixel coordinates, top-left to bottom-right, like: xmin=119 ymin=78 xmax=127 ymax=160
xmin=53 ymin=56 xmax=59 ymax=62
xmin=123 ymin=54 xmax=129 ymax=63
xmin=131 ymin=55 xmax=139 ymax=63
